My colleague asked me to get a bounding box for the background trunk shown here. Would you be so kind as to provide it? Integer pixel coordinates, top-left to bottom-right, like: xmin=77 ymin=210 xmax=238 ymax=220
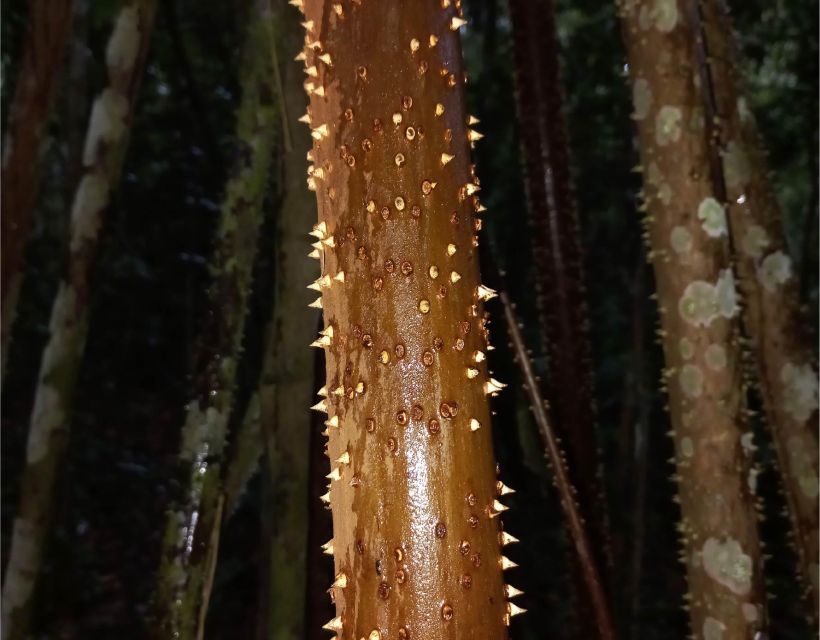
xmin=256 ymin=2 xmax=319 ymax=638
xmin=697 ymin=0 xmax=819 ymax=615
xmin=151 ymin=2 xmax=279 ymax=636
xmin=1 ymin=0 xmax=75 ymax=372
xmin=619 ymin=0 xmax=766 ymax=636
xmin=507 ymin=0 xmax=612 ymax=634
xmin=298 ymin=0 xmax=519 ymax=636
xmin=0 ymin=3 xmax=157 ymax=638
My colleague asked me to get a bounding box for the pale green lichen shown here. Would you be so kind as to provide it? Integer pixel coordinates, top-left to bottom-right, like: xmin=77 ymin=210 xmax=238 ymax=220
xmin=655 ymin=105 xmax=682 ymax=146
xmin=106 ymin=5 xmax=141 ymax=70
xmin=83 ymin=89 xmax=129 ymax=164
xmin=786 ymin=435 xmax=819 ymax=499
xmin=758 ymin=250 xmax=792 ymax=292
xmin=704 ymin=343 xmax=727 ymax=371
xmin=679 ymin=364 xmax=703 ymax=398
xmin=70 ymin=174 xmax=110 ymax=252
xmin=680 ymin=436 xmax=694 ymax=458
xmin=703 ymin=617 xmax=726 ymax=640
xmin=670 ymin=226 xmax=692 ymax=253
xmin=679 ymin=336 xmax=695 ymax=360
xmin=697 ymin=197 xmax=727 ymax=238
xmin=702 ymin=537 xmax=753 ymax=595
xmin=722 ymin=141 xmax=751 ymax=189
xmin=679 ymin=272 xmax=738 ymax=327
xmin=652 ymin=0 xmax=678 ymax=32
xmin=633 ymin=78 xmax=652 ymax=120
xmin=741 ymin=225 xmax=769 ymax=259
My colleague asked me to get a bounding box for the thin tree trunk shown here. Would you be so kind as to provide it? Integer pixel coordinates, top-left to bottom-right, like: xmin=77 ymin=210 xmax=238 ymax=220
xmin=255 ymin=2 xmax=319 ymax=638
xmin=298 ymin=1 xmax=520 ymax=636
xmin=151 ymin=2 xmax=280 ymax=637
xmin=507 ymin=1 xmax=612 ymax=634
xmin=0 ymin=3 xmax=157 ymax=638
xmin=697 ymin=0 xmax=819 ymax=616
xmin=618 ymin=0 xmax=766 ymax=637
xmin=1 ymin=0 xmax=75 ymax=373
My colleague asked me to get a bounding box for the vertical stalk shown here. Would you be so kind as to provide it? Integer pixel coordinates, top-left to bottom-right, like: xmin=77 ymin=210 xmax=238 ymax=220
xmin=254 ymin=2 xmax=320 ymax=637
xmin=1 ymin=0 xmax=75 ymax=371
xmin=618 ymin=0 xmax=766 ymax=637
xmin=298 ymin=1 xmax=521 ymax=636
xmin=1 ymin=3 xmax=157 ymax=638
xmin=697 ymin=0 xmax=819 ymax=614
xmin=151 ymin=1 xmax=279 ymax=636
xmin=507 ymin=0 xmax=612 ymax=632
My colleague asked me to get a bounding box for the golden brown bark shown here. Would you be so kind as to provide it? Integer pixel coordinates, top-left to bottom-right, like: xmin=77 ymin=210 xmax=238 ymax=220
xmin=1 ymin=0 xmax=75 ymax=370
xmin=619 ymin=0 xmax=766 ymax=637
xmin=298 ymin=1 xmax=519 ymax=637
xmin=697 ymin=0 xmax=819 ymax=613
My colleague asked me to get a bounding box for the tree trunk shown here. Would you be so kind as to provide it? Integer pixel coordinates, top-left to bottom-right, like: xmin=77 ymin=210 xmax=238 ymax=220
xmin=298 ymin=1 xmax=520 ymax=637
xmin=1 ymin=0 xmax=75 ymax=373
xmin=0 ymin=3 xmax=157 ymax=638
xmin=507 ymin=0 xmax=612 ymax=634
xmin=618 ymin=0 xmax=766 ymax=637
xmin=697 ymin=0 xmax=819 ymax=615
xmin=255 ymin=2 xmax=319 ymax=638
xmin=151 ymin=2 xmax=280 ymax=637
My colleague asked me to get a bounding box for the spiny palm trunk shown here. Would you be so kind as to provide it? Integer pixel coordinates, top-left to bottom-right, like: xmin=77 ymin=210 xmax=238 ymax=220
xmin=152 ymin=3 xmax=279 ymax=637
xmin=1 ymin=0 xmax=75 ymax=372
xmin=297 ymin=1 xmax=520 ymax=637
xmin=619 ymin=0 xmax=766 ymax=637
xmin=507 ymin=0 xmax=611 ymax=633
xmin=255 ymin=3 xmax=319 ymax=638
xmin=697 ymin=0 xmax=819 ymax=615
xmin=0 ymin=3 xmax=157 ymax=638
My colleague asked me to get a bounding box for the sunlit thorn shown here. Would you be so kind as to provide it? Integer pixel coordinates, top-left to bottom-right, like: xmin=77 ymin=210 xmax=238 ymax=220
xmin=466 ymin=367 xmax=479 ymax=379
xmin=440 ymin=152 xmax=454 ymax=166
xmin=500 ymin=531 xmax=520 ymax=547
xmin=311 ymin=399 xmax=328 ymax=413
xmin=468 ymin=115 xmax=480 ymax=125
xmin=323 ymin=617 xmax=343 ymax=632
xmin=308 ymin=249 xmax=321 ymax=260
xmin=505 ymin=584 xmax=524 ymax=598
xmin=333 ymin=271 xmax=345 ymax=283
xmin=450 ymin=16 xmax=467 ymax=30
xmin=332 ymin=385 xmax=344 ymax=396
xmin=469 ymin=418 xmax=481 ymax=431
xmin=301 ymin=20 xmax=314 ymax=31
xmin=500 ymin=556 xmax=518 ymax=570
xmin=490 ymin=499 xmax=509 ymax=517
xmin=319 ymin=325 xmax=334 ymax=338
xmin=450 ymin=271 xmax=462 ymax=283
xmin=322 ymin=235 xmax=336 ymax=248
xmin=299 ymin=113 xmax=312 ymax=124
xmin=336 ymin=451 xmax=350 ymax=465
xmin=332 ymin=572 xmax=348 ymax=588
xmin=473 ymin=350 xmax=486 ymax=363
xmin=497 ymin=481 xmax=515 ymax=495
xmin=314 ymin=85 xmax=326 ymax=97
xmin=319 ymin=53 xmax=333 ymax=66
xmin=476 ymin=284 xmax=497 ymax=301
xmin=326 ymin=467 xmax=341 ymax=481
xmin=310 ymin=221 xmax=328 ymax=238
xmin=312 ymin=124 xmax=329 ymax=140
xmin=311 ymin=241 xmax=323 ymax=251
xmin=410 ymin=38 xmax=420 ymax=52
xmin=294 ymin=51 xmax=307 ymax=62
xmin=310 ymin=335 xmax=331 ymax=348
xmin=305 ymin=65 xmax=318 ymax=77
xmin=317 ymin=385 xmax=328 ymax=397
xmin=325 ymin=415 xmax=340 ymax=428
xmin=467 ymin=129 xmax=484 ymax=142
xmin=429 ymin=34 xmax=439 ymax=47
xmin=507 ymin=602 xmax=527 ymax=619
xmin=321 ymin=539 xmax=334 ymax=555
xmin=320 ymin=491 xmax=331 ymax=504
xmin=465 ymin=183 xmax=480 ymax=195
xmin=435 ymin=103 xmax=445 ymax=117
xmin=484 ymin=378 xmax=506 ymax=395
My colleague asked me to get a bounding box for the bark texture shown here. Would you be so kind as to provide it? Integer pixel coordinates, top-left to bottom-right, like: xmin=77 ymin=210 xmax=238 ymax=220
xmin=298 ymin=1 xmax=519 ymax=637
xmin=507 ymin=0 xmax=611 ymax=631
xmin=151 ymin=3 xmax=279 ymax=636
xmin=256 ymin=3 xmax=319 ymax=638
xmin=697 ymin=0 xmax=819 ymax=613
xmin=1 ymin=0 xmax=75 ymax=371
xmin=619 ymin=0 xmax=766 ymax=637
xmin=0 ymin=4 xmax=156 ymax=638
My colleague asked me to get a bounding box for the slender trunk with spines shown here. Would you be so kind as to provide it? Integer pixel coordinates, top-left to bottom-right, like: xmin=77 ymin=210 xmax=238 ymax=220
xmin=1 ymin=0 xmax=75 ymax=372
xmin=697 ymin=0 xmax=819 ymax=614
xmin=0 ymin=3 xmax=157 ymax=638
xmin=297 ymin=1 xmax=521 ymax=637
xmin=618 ymin=0 xmax=766 ymax=637
xmin=151 ymin=2 xmax=279 ymax=636
xmin=507 ymin=0 xmax=612 ymax=633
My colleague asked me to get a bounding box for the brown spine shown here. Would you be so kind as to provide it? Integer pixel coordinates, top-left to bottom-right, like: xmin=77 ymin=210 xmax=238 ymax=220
xmin=618 ymin=0 xmax=766 ymax=637
xmin=298 ymin=1 xmax=520 ymax=637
